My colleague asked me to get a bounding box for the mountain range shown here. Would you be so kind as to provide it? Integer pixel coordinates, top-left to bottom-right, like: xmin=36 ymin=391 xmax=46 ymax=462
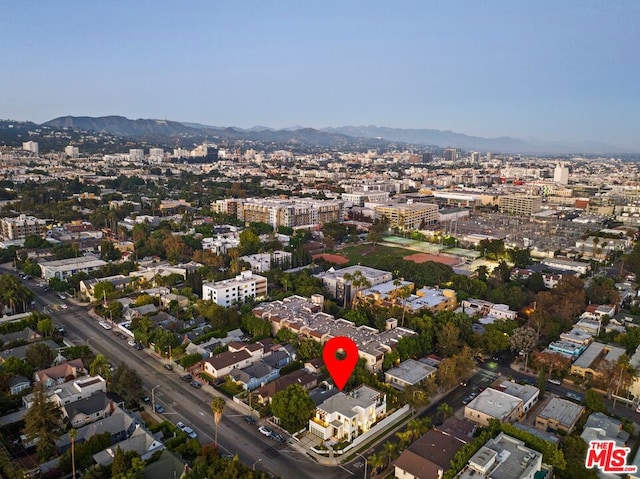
xmin=41 ymin=115 xmax=626 ymax=154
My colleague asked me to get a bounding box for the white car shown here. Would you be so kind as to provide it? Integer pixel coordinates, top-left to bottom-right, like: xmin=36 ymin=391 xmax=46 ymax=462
xmin=177 ymin=422 xmax=197 ymax=438
xmin=547 ymin=378 xmax=562 ymax=385
xmin=59 ymin=304 xmax=68 ymax=310
xmin=258 ymin=426 xmax=273 ymax=437
xmin=128 ymin=340 xmax=137 ymax=347
xmin=99 ymin=321 xmax=112 ymax=330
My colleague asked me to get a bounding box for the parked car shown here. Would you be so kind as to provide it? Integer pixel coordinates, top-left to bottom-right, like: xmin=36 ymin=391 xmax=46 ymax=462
xmin=127 ymin=340 xmax=137 ymax=347
xmin=182 ymin=374 xmax=192 ymax=381
xmin=142 ymin=396 xmax=151 ymax=404
xmin=154 ymin=404 xmax=165 ymax=413
xmin=258 ymin=426 xmax=273 ymax=437
xmin=177 ymin=421 xmax=187 ymax=431
xmin=243 ymin=415 xmax=256 ymax=424
xmin=548 ymin=378 xmax=562 ymax=385
xmin=58 ymin=293 xmax=66 ymax=300
xmin=273 ymin=434 xmax=286 ymax=444
xmin=184 ymin=427 xmax=197 ymax=439
xmin=99 ymin=321 xmax=112 ymax=330
xmin=190 ymin=380 xmax=202 ymax=389
xmin=566 ymin=392 xmax=583 ymax=402
xmin=220 ymin=453 xmax=235 ymax=460
xmin=135 ymin=343 xmax=144 ymax=350
xmin=164 ymin=363 xmax=173 ymax=371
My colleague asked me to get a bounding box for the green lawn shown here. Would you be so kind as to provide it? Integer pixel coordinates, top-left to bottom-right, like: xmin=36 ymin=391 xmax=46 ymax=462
xmin=340 ymin=244 xmax=415 ymax=265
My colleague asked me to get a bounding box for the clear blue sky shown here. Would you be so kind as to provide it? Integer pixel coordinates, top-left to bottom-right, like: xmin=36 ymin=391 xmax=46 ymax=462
xmin=2 ymin=1 xmax=639 ymax=149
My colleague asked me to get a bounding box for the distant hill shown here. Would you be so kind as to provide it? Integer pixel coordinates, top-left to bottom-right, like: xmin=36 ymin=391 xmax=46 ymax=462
xmin=321 ymin=125 xmax=624 ymax=154
xmin=42 ymin=116 xmax=393 ymax=149
xmin=36 ymin=116 xmax=631 ymax=154
xmin=44 ymin=115 xmax=200 ymax=137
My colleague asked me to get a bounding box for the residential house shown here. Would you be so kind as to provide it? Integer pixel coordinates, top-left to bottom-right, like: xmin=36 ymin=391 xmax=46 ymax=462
xmin=93 ymin=426 xmax=165 ymax=466
xmin=464 ymin=388 xmax=523 ymax=427
xmin=201 ymin=341 xmax=268 ymax=379
xmin=535 ymin=397 xmax=585 ymax=434
xmin=23 ymin=375 xmax=107 ymax=409
xmin=456 ymin=432 xmax=543 ymax=479
xmin=80 ymin=275 xmax=132 ymax=302
xmin=62 ymin=391 xmax=118 ymax=428
xmin=229 ymin=362 xmax=279 ymax=391
xmin=34 ymin=359 xmax=86 ymax=388
xmin=56 ymin=407 xmax=137 ymax=454
xmin=308 ymin=385 xmax=386 ymax=442
xmin=255 ymin=369 xmax=318 ymax=405
xmin=0 ymin=339 xmax=60 ymax=365
xmin=384 ymin=359 xmax=437 ymax=390
xmin=581 ymin=412 xmax=630 ymax=448
xmin=0 ymin=327 xmax=41 ymax=345
xmin=8 ymin=375 xmax=31 ymax=395
xmin=142 ymin=449 xmax=190 ymax=479
xmin=570 ymin=342 xmax=626 ymax=379
xmin=394 ymin=418 xmax=473 ymax=479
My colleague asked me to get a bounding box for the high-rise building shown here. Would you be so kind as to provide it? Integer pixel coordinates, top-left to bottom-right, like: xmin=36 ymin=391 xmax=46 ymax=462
xmin=129 ymin=149 xmax=144 ymax=161
xmin=554 ymin=163 xmax=569 ymax=185
xmin=64 ymin=145 xmax=79 ymax=158
xmin=22 ymin=141 xmax=39 ymax=154
xmin=149 ymin=148 xmax=165 ymax=163
xmin=470 ymin=152 xmax=480 ymax=164
xmin=444 ymin=148 xmax=458 ymax=162
xmin=422 ymin=152 xmax=434 ymax=163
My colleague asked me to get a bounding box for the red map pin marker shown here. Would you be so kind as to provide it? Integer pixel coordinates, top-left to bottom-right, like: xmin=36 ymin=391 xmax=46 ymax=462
xmin=323 ymin=336 xmax=359 ymax=391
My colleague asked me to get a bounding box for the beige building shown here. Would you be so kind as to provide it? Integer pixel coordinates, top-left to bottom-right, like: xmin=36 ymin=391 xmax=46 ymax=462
xmin=236 ymin=197 xmax=343 ymax=229
xmin=464 ymin=388 xmax=523 ymax=426
xmin=535 ymin=397 xmax=584 ymax=434
xmin=498 ymin=195 xmax=542 ymax=216
xmin=374 ymin=202 xmax=438 ymax=230
xmin=0 ymin=214 xmax=47 ymax=241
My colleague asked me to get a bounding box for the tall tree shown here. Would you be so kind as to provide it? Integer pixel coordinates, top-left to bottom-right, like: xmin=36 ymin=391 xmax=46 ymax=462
xmin=23 ymin=383 xmax=62 ymax=461
xmin=25 ymin=342 xmax=56 ymax=370
xmin=69 ymin=428 xmax=77 ymax=479
xmin=210 ymin=397 xmax=226 ymax=448
xmin=271 ymin=384 xmax=315 ymax=433
xmin=509 ymin=326 xmax=538 ymax=373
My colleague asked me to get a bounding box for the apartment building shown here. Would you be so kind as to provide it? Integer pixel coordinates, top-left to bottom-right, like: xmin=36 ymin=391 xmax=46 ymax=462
xmin=39 ymin=256 xmax=108 ymax=281
xmin=236 ymin=197 xmax=343 ymax=229
xmin=315 ymin=265 xmax=393 ymax=306
xmin=202 ymin=270 xmax=267 ymax=307
xmin=0 ymin=214 xmax=47 ymax=241
xmin=253 ymin=295 xmax=417 ymax=371
xmin=374 ymin=202 xmax=438 ymax=230
xmin=498 ymin=195 xmax=542 ymax=216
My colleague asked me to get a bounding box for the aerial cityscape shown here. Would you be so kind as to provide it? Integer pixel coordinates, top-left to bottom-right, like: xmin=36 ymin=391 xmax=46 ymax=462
xmin=1 ymin=2 xmax=640 ymax=479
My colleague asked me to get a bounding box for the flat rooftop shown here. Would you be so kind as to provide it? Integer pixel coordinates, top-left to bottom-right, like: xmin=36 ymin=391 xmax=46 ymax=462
xmin=537 ymin=397 xmax=585 ymax=427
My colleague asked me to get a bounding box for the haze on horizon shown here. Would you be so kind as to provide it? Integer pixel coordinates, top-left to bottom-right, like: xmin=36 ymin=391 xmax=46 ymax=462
xmin=2 ymin=1 xmax=639 ymax=150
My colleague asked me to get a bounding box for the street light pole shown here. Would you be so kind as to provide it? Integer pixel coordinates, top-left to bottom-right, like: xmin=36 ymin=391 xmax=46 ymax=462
xmin=151 ymin=385 xmax=160 ymax=412
xmin=252 ymin=458 xmax=263 ymax=471
xmin=355 ymin=452 xmax=368 ymax=479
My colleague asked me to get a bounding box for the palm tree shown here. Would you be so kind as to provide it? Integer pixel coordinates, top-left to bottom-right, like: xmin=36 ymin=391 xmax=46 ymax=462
xmin=437 ymin=402 xmax=453 ymax=423
xmin=210 ymin=397 xmax=226 ymax=448
xmin=89 ymin=354 xmax=112 ymax=382
xmin=398 ymin=286 xmax=411 ymax=327
xmin=69 ymin=428 xmax=77 ymax=479
xmin=345 ymin=270 xmax=371 ymax=309
xmin=368 ymin=452 xmax=385 ymax=477
xmin=395 ymin=430 xmax=413 ymax=451
xmin=406 ymin=418 xmax=430 ymax=441
xmin=382 ymin=440 xmax=398 ymax=467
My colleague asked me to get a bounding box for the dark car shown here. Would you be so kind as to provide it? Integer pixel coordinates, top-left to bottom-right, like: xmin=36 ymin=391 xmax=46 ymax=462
xmin=190 ymin=380 xmax=202 ymax=389
xmin=182 ymin=374 xmax=193 ymax=381
xmin=164 ymin=363 xmax=173 ymax=371
xmin=273 ymin=434 xmax=286 ymax=444
xmin=142 ymin=396 xmax=151 ymax=404
xmin=135 ymin=343 xmax=144 ymax=350
xmin=154 ymin=404 xmax=165 ymax=413
xmin=243 ymin=415 xmax=256 ymax=424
